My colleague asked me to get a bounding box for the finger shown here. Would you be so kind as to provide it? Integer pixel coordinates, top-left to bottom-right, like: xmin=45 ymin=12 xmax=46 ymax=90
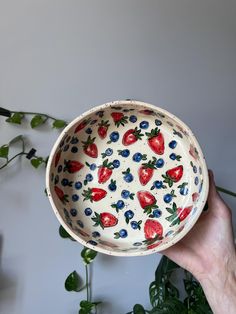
xmin=207 ymin=169 xmax=222 ymax=208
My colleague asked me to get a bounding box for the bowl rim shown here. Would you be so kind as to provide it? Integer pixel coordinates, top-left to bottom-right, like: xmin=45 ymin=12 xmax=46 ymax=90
xmin=45 ymin=100 xmax=209 ymax=257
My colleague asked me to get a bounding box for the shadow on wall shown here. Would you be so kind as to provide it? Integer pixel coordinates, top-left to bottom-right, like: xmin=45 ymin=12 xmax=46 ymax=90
xmin=0 ymin=234 xmax=18 ymax=313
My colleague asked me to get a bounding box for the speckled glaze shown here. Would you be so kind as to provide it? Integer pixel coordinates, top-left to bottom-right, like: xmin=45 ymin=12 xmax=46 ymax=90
xmin=46 ymin=100 xmax=209 ymax=256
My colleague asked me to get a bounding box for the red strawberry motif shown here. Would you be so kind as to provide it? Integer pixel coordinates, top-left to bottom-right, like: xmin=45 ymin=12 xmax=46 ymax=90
xmin=146 ymin=128 xmax=165 ymax=155
xmin=122 ymin=127 xmax=144 ymax=146
xmin=139 ymin=109 xmax=155 ymax=115
xmin=162 ymin=165 xmax=183 ymax=187
xmin=144 ymin=219 xmax=163 ymax=240
xmin=189 ymin=144 xmax=199 ymax=160
xmin=166 ymin=202 xmax=193 ymax=226
xmin=147 ymin=241 xmax=163 ymax=250
xmin=97 ymin=120 xmax=110 ymax=139
xmin=111 ymin=112 xmax=128 ymax=127
xmin=137 ymin=191 xmax=158 ymax=214
xmin=82 ymin=136 xmax=98 ymax=158
xmin=74 ymin=118 xmax=91 ymax=133
xmin=92 ymin=212 xmax=118 ymax=229
xmin=76 ymin=229 xmax=90 ymax=237
xmin=192 ymin=192 xmax=199 ymax=202
xmin=82 ymin=188 xmax=107 ymax=202
xmin=54 ymin=150 xmax=62 ymax=167
xmin=64 ymin=160 xmax=84 ymax=173
xmin=54 ymin=186 xmax=68 ymax=204
xmin=98 ymin=159 xmax=113 ymax=184
xmin=138 ymin=157 xmax=157 ymax=186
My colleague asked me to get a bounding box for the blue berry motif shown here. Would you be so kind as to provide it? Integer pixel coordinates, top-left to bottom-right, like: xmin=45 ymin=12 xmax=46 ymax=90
xmin=169 ymin=140 xmax=177 ymax=149
xmin=61 ymin=178 xmax=69 ymax=186
xmin=124 ymin=210 xmax=134 ymax=223
xmin=156 ymin=158 xmax=165 ymax=168
xmin=155 ymin=119 xmax=162 ymax=126
xmin=71 ymin=146 xmax=78 ymax=153
xmin=154 ymin=180 xmax=163 ymax=189
xmin=90 ymin=163 xmax=97 ymax=171
xmin=114 ymin=229 xmax=128 ymax=239
xmin=170 ymin=153 xmax=176 ymax=160
xmin=88 ymin=240 xmax=97 ymax=246
xmin=118 ymin=149 xmax=130 ymax=157
xmin=92 ymin=231 xmax=101 ymax=238
xmin=84 ymin=208 xmax=92 ymax=216
xmin=86 ymin=174 xmax=93 ymax=182
xmin=75 ymin=181 xmax=82 ymax=190
xmin=122 ymin=168 xmax=134 ymax=183
xmin=112 ymin=159 xmax=120 ymax=168
xmin=70 ymin=208 xmax=77 ymax=217
xmin=163 ymin=190 xmax=176 ymax=203
xmin=108 ymin=179 xmax=117 ymax=192
xmin=72 ymin=194 xmax=79 ymax=202
xmin=193 ymin=166 xmax=197 ymax=173
xmin=109 ymin=131 xmax=119 ymax=143
xmin=76 ymin=220 xmax=84 ymax=228
xmin=133 ymin=152 xmax=142 ymax=162
xmin=131 ymin=220 xmax=142 ymax=230
xmin=70 ymin=136 xmax=79 ymax=144
xmin=139 ymin=121 xmax=149 ymax=129
xmin=194 ymin=177 xmax=199 ymax=185
xmin=111 ymin=200 xmax=125 ymax=212
xmin=57 ymin=165 xmax=63 ymax=173
xmin=54 ymin=175 xmax=59 ymax=184
xmin=63 ymin=144 xmax=69 ymax=152
xmin=129 ymin=115 xmax=137 ymax=123
xmin=85 ymin=127 xmax=92 ymax=134
xmin=152 ymin=209 xmax=162 ymax=218
xmin=133 ymin=242 xmax=142 ymax=246
xmin=121 ymin=189 xmax=130 ymax=199
xmin=105 ymin=148 xmax=113 ymax=156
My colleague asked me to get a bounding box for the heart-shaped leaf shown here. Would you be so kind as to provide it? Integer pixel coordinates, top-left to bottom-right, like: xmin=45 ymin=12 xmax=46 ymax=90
xmin=6 ymin=112 xmax=24 ymax=124
xmin=30 ymin=114 xmax=46 ymax=128
xmin=0 ymin=145 xmax=9 ymax=159
xmin=31 ymin=157 xmax=43 ymax=168
xmin=81 ymin=247 xmax=97 ymax=265
xmin=65 ymin=270 xmax=82 ymax=292
xmin=133 ymin=304 xmax=146 ymax=314
xmin=52 ymin=119 xmax=67 ymax=129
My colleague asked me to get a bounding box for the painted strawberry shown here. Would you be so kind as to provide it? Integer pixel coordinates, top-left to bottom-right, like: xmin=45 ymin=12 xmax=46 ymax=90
xmin=139 ymin=109 xmax=155 ymax=115
xmin=98 ymin=159 xmax=113 ymax=183
xmin=82 ymin=136 xmax=98 ymax=158
xmin=147 ymin=241 xmax=163 ymax=250
xmin=166 ymin=202 xmax=193 ymax=226
xmin=138 ymin=157 xmax=157 ymax=186
xmin=54 ymin=150 xmax=62 ymax=167
xmin=82 ymin=188 xmax=107 ymax=202
xmin=64 ymin=160 xmax=84 ymax=173
xmin=98 ymin=120 xmax=110 ymax=139
xmin=146 ymin=128 xmax=165 ymax=155
xmin=111 ymin=112 xmax=128 ymax=127
xmin=74 ymin=118 xmax=91 ymax=133
xmin=137 ymin=191 xmax=158 ymax=215
xmin=122 ymin=127 xmax=144 ymax=146
xmin=189 ymin=144 xmax=199 ymax=160
xmin=92 ymin=212 xmax=118 ymax=229
xmin=144 ymin=219 xmax=163 ymax=240
xmin=162 ymin=165 xmax=183 ymax=187
xmin=192 ymin=192 xmax=199 ymax=203
xmin=54 ymin=186 xmax=68 ymax=204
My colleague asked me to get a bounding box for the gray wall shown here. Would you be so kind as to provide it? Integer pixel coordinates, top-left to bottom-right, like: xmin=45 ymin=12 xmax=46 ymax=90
xmin=0 ymin=1 xmax=236 ymax=313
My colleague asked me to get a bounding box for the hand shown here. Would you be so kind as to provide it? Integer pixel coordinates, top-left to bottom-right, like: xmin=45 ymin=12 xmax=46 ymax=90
xmin=161 ymin=170 xmax=236 ymax=313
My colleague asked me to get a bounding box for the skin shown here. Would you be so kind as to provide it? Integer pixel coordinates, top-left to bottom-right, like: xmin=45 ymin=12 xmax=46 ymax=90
xmin=161 ymin=170 xmax=236 ymax=313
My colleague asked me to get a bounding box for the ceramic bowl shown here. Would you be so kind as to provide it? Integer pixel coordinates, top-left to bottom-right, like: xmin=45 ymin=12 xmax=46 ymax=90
xmin=46 ymin=100 xmax=209 ymax=256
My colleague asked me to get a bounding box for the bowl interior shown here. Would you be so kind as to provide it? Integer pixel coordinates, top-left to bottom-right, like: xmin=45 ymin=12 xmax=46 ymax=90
xmin=46 ymin=101 xmax=208 ymax=256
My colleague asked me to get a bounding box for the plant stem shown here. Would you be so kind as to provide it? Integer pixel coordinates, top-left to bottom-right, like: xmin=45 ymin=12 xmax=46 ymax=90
xmin=11 ymin=110 xmax=66 ymax=123
xmin=0 ymin=152 xmax=27 ymax=170
xmin=85 ymin=264 xmax=89 ymax=302
xmin=216 ymin=186 xmax=236 ymax=197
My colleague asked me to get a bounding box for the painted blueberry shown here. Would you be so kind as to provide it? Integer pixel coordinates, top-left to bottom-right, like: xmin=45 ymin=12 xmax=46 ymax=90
xmin=133 ymin=242 xmax=142 ymax=246
xmin=131 ymin=221 xmax=139 ymax=229
xmin=92 ymin=231 xmax=101 ymax=238
xmin=86 ymin=174 xmax=93 ymax=182
xmin=63 ymin=144 xmax=69 ymax=152
xmin=72 ymin=194 xmax=79 ymax=201
xmin=121 ymin=190 xmax=130 ymax=199
xmin=124 ymin=210 xmax=134 ymax=219
xmin=105 ymin=148 xmax=113 ymax=156
xmin=108 ymin=181 xmax=117 ymax=192
xmin=57 ymin=165 xmax=63 ymax=173
xmin=199 ymin=166 xmax=202 ymax=174
xmin=124 ymin=173 xmax=134 ymax=183
xmin=112 ymin=159 xmax=120 ymax=168
xmin=71 ymin=146 xmax=78 ymax=153
xmin=119 ymin=229 xmax=128 ymax=238
xmin=156 ymin=158 xmax=165 ymax=168
xmin=120 ymin=149 xmax=130 ymax=157
xmin=61 ymin=178 xmax=69 ymax=186
xmin=54 ymin=175 xmax=59 ymax=184
xmin=116 ymin=200 xmax=125 ymax=209
xmin=133 ymin=152 xmax=142 ymax=162
xmin=85 ymin=127 xmax=92 ymax=134
xmin=88 ymin=240 xmax=97 ymax=246
xmin=164 ymin=194 xmax=172 ymax=203
xmin=194 ymin=177 xmax=199 ymax=185
xmin=170 ymin=153 xmax=176 ymax=160
xmin=152 ymin=209 xmax=162 ymax=218
xmin=84 ymin=207 xmax=92 ymax=216
xmin=70 ymin=136 xmax=79 ymax=144
xmin=169 ymin=140 xmax=177 ymax=149
xmin=109 ymin=131 xmax=119 ymax=142
xmin=76 ymin=220 xmax=84 ymax=228
xmin=193 ymin=166 xmax=197 ymax=173
xmin=129 ymin=115 xmax=137 ymax=123
xmin=154 ymin=180 xmax=163 ymax=189
xmin=155 ymin=119 xmax=162 ymax=126
xmin=75 ymin=181 xmax=82 ymax=190
xmin=70 ymin=208 xmax=77 ymax=217
xmin=180 ymin=187 xmax=189 ymax=196
xmin=90 ymin=163 xmax=97 ymax=171
xmin=139 ymin=121 xmax=149 ymax=129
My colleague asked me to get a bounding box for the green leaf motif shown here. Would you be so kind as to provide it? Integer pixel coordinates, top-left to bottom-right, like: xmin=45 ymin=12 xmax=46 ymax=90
xmin=31 ymin=157 xmax=43 ymax=168
xmin=79 ymin=300 xmax=101 ymax=314
xmin=81 ymin=247 xmax=97 ymax=265
xmin=30 ymin=114 xmax=46 ymax=128
xmin=133 ymin=304 xmax=146 ymax=314
xmin=52 ymin=119 xmax=67 ymax=129
xmin=65 ymin=270 xmax=82 ymax=292
xmin=6 ymin=112 xmax=24 ymax=124
xmin=0 ymin=145 xmax=9 ymax=159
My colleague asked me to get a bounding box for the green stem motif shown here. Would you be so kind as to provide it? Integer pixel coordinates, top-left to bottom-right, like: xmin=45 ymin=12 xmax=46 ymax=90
xmin=0 ymin=152 xmax=28 ymax=170
xmin=85 ymin=264 xmax=89 ymax=302
xmin=11 ymin=110 xmax=60 ymax=122
xmin=216 ymin=186 xmax=236 ymax=198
